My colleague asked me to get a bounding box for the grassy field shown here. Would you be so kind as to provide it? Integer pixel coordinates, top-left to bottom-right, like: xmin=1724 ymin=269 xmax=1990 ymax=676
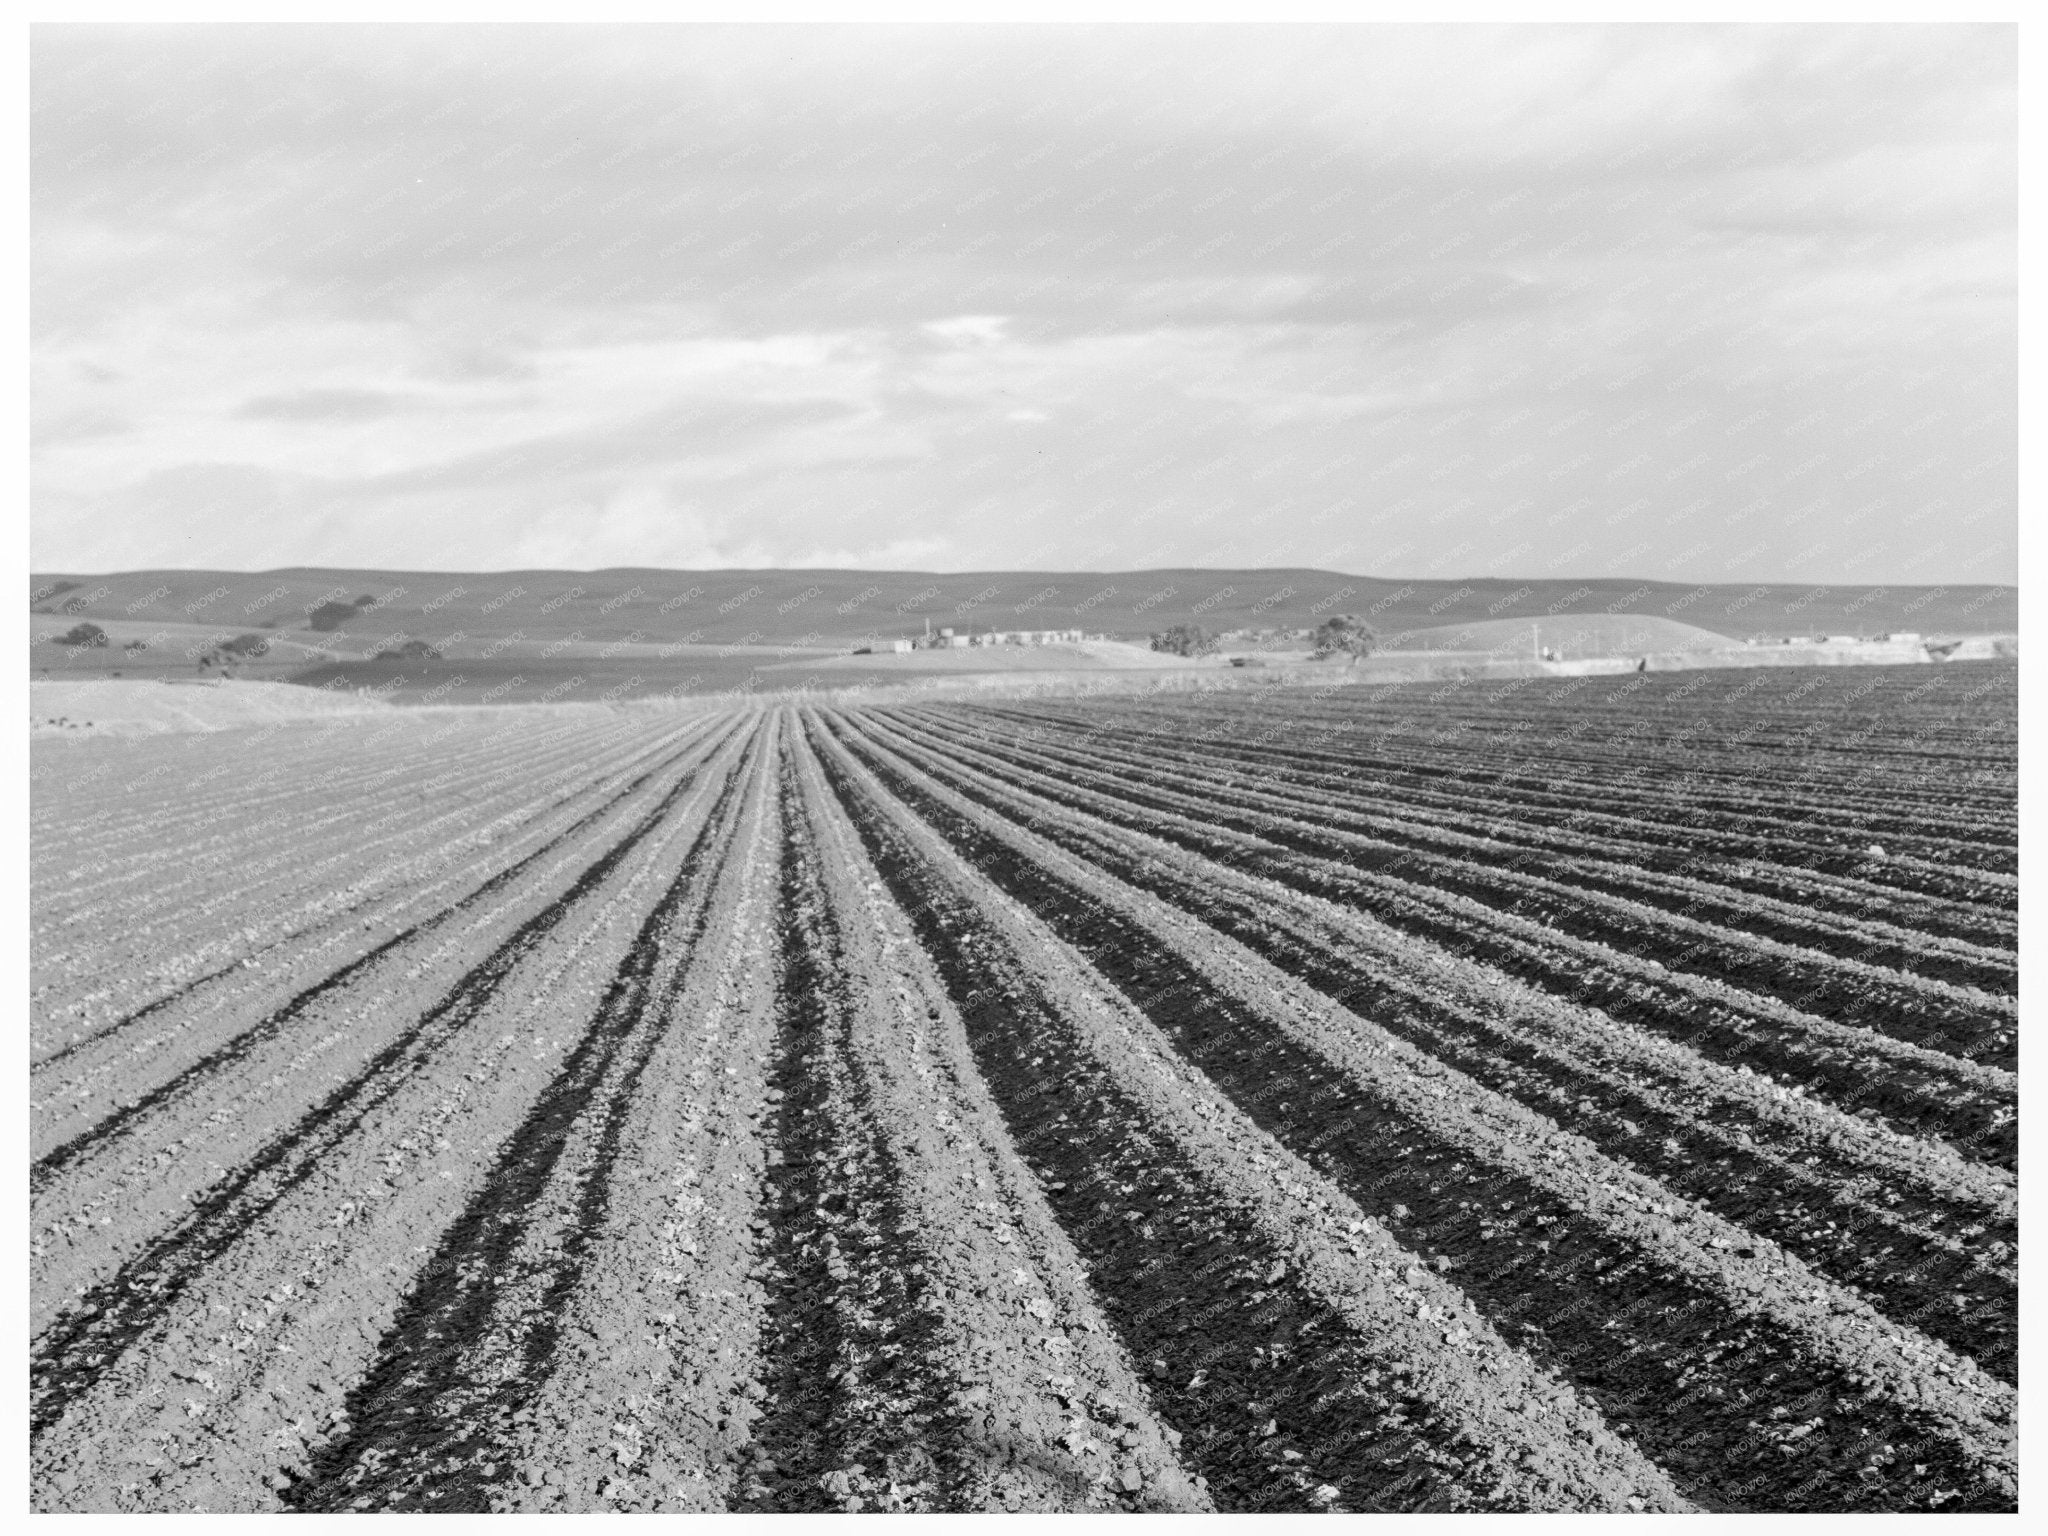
xmin=270 ymin=646 xmax=1197 ymax=705
xmin=31 ymin=679 xmax=393 ymax=737
xmin=1382 ymin=613 xmax=1740 ymax=659
xmin=281 ymin=654 xmax=847 ymax=705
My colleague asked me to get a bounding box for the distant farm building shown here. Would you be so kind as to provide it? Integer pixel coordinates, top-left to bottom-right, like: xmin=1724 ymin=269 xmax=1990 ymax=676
xmin=917 ymin=627 xmax=1084 ymax=649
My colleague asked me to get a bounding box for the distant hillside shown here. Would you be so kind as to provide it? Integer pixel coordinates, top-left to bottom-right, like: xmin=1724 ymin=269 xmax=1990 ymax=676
xmin=29 ymin=567 xmax=2016 ymax=655
xmin=1387 ymin=613 xmax=1740 ymax=660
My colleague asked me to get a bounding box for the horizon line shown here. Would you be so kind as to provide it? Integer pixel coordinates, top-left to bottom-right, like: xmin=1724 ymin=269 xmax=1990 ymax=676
xmin=27 ymin=565 xmax=2019 ymax=592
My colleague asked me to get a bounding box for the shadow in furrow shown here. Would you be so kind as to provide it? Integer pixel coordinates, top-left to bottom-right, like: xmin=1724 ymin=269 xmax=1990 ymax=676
xmin=887 ymin=726 xmax=2013 ymax=1162
xmin=32 ymin=728 xmax=725 ymax=1191
xmin=958 ymin=703 xmax=2016 ymax=944
xmin=810 ymin=729 xmax=1485 ymax=1514
xmin=829 ymin=726 xmax=2010 ymax=1514
xmin=29 ymin=746 xmax=724 ymax=1442
xmin=915 ymin=728 xmax=2010 ymax=1065
xmin=35 ymin=953 xmax=251 ymax=1072
xmin=972 ymin=693 xmax=2016 ymax=858
xmin=864 ymin=723 xmax=2016 ymax=1384
xmin=280 ymin=754 xmax=754 ymax=1512
xmin=731 ymin=748 xmax=970 ymax=1513
xmin=934 ymin=721 xmax=2014 ymax=995
xmin=972 ymin=701 xmax=2014 ymax=919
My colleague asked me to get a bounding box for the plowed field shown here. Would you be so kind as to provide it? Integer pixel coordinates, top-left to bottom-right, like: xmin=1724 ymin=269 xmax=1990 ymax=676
xmin=29 ymin=664 xmax=2017 ymax=1512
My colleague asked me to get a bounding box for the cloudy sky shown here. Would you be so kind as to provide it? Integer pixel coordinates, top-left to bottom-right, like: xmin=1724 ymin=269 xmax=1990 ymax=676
xmin=32 ymin=24 xmax=2014 ymax=583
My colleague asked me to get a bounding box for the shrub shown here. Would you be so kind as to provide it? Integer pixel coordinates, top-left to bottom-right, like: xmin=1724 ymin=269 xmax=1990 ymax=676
xmin=372 ymin=639 xmax=443 ymax=662
xmin=1150 ymin=624 xmax=1218 ymax=658
xmin=53 ymin=622 xmax=108 ymax=648
xmin=1311 ymin=614 xmax=1377 ymax=664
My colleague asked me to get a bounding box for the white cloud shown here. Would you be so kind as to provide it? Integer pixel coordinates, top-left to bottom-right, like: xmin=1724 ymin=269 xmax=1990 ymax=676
xmin=29 ymin=24 xmax=2015 ymax=583
xmin=921 ymin=316 xmax=1011 ymax=346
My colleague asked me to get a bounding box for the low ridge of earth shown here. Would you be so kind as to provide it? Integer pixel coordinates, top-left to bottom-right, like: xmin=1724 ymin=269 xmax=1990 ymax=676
xmin=29 ymin=662 xmax=2016 ymax=1512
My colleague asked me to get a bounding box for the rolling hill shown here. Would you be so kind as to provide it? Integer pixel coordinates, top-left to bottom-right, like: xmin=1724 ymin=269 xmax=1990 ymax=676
xmin=28 ymin=568 xmax=2016 ymax=659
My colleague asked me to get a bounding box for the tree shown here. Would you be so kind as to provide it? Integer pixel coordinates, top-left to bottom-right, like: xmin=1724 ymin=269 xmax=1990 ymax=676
xmin=1150 ymin=624 xmax=1219 ymax=658
xmin=1311 ymin=614 xmax=1377 ymax=665
xmin=193 ymin=635 xmax=271 ymax=669
xmin=307 ymin=601 xmax=360 ymax=632
xmin=53 ymin=622 xmax=108 ymax=648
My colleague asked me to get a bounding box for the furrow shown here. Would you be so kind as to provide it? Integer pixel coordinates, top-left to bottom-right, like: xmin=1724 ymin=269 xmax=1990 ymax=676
xmin=875 ymin=710 xmax=2013 ymax=1164
xmin=30 ymin=720 xmax=682 ymax=1054
xmin=480 ymin=717 xmax=789 ymax=1511
xmin=279 ymin=725 xmax=760 ymax=1512
xmin=31 ymin=721 xmax=694 ymax=1072
xmin=852 ymin=711 xmax=2015 ymax=1381
xmin=926 ymin=709 xmax=2014 ymax=990
xmin=31 ymin=720 xmax=731 ymax=1187
xmin=806 ymin=711 xmax=1691 ymax=1514
xmin=780 ymin=719 xmax=1204 ymax=1512
xmin=28 ymin=732 xmax=735 ymax=1440
xmin=30 ymin=713 xmax=749 ymax=1510
xmin=817 ymin=708 xmax=2015 ymax=1513
xmin=731 ymin=746 xmax=982 ymax=1510
xmin=906 ymin=714 xmax=2012 ymax=1065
